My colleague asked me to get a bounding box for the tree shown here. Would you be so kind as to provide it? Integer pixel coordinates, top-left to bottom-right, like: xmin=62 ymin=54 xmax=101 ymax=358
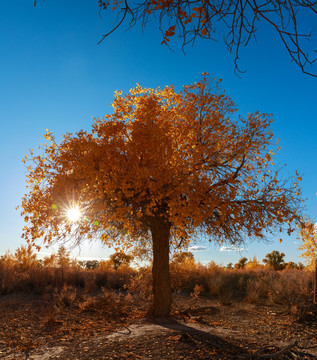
xmin=245 ymin=256 xmax=262 ymax=270
xmin=81 ymin=260 xmax=100 ymax=270
xmin=56 ymin=246 xmax=72 ymax=268
xmin=284 ymin=261 xmax=303 ymax=270
xmin=0 ymin=252 xmax=15 ymax=269
xmin=298 ymin=262 xmax=305 ymax=270
xmin=21 ymin=75 xmax=303 ymax=317
xmin=34 ymin=1 xmax=317 ymax=76
xmin=263 ymin=250 xmax=285 ymax=270
xmin=171 ymin=251 xmax=195 ymax=266
xmin=298 ymin=220 xmax=317 ymax=303
xmin=109 ymin=250 xmax=133 ymax=269
xmin=14 ymin=244 xmax=39 ymax=271
xmin=298 ymin=220 xmax=317 ymax=270
xmin=234 ymin=257 xmax=248 ymax=269
xmin=43 ymin=253 xmax=57 ymax=267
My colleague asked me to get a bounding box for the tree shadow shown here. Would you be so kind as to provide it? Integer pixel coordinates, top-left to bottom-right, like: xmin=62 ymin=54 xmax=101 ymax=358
xmin=141 ymin=317 xmax=250 ymax=358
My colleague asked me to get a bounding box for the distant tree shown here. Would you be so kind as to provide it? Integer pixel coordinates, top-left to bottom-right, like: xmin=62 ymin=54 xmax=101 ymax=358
xmin=43 ymin=253 xmax=57 ymax=267
xmin=298 ymin=220 xmax=317 ymax=303
xmin=263 ymin=250 xmax=285 ymax=270
xmin=234 ymin=257 xmax=248 ymax=269
xmin=42 ymin=247 xmax=74 ymax=268
xmin=298 ymin=262 xmax=305 ymax=270
xmin=245 ymin=256 xmax=262 ymax=270
xmin=97 ymin=259 xmax=112 ymax=271
xmin=14 ymin=244 xmax=39 ymax=271
xmin=298 ymin=220 xmax=317 ymax=271
xmin=171 ymin=251 xmax=195 ymax=266
xmin=206 ymin=261 xmax=221 ymax=271
xmin=83 ymin=260 xmax=100 ymax=270
xmin=284 ymin=261 xmax=304 ymax=270
xmin=21 ymin=75 xmax=303 ymax=317
xmin=37 ymin=259 xmax=43 ymax=267
xmin=109 ymin=251 xmax=133 ymax=270
xmin=0 ymin=252 xmax=15 ymax=269
xmin=284 ymin=261 xmax=297 ymax=269
xmin=226 ymin=262 xmax=233 ymax=270
xmin=56 ymin=246 xmax=72 ymax=268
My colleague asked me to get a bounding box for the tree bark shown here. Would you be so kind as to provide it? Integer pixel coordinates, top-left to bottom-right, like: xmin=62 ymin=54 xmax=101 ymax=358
xmin=146 ymin=217 xmax=172 ymax=318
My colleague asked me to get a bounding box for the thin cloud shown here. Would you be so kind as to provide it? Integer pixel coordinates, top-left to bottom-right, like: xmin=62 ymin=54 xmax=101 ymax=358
xmin=220 ymin=246 xmax=246 ymax=252
xmin=188 ymin=245 xmax=207 ymax=252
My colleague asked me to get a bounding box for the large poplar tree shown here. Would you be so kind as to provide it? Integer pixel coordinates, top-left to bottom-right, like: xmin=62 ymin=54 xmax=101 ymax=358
xmin=21 ymin=75 xmax=303 ymax=317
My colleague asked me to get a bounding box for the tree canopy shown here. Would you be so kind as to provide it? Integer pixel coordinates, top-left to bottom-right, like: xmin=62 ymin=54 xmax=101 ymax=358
xmin=234 ymin=257 xmax=248 ymax=269
xmin=109 ymin=250 xmax=134 ymax=269
xmin=171 ymin=251 xmax=195 ymax=266
xmin=263 ymin=250 xmax=285 ymax=270
xmin=21 ymin=75 xmax=304 ymax=316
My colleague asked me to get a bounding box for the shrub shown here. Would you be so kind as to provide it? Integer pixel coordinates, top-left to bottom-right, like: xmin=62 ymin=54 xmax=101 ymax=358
xmin=245 ymin=279 xmax=262 ymax=303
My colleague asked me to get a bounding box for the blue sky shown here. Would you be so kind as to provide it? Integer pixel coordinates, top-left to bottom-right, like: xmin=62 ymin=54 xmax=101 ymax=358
xmin=0 ymin=1 xmax=316 ymax=266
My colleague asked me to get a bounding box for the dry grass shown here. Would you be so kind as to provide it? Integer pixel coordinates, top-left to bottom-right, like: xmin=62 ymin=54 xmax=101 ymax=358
xmin=0 ymin=249 xmax=315 ymax=360
xmin=0 ymin=252 xmax=314 ymax=316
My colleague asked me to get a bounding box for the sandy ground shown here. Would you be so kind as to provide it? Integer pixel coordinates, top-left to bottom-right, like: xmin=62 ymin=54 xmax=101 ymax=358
xmin=0 ymin=293 xmax=316 ymax=359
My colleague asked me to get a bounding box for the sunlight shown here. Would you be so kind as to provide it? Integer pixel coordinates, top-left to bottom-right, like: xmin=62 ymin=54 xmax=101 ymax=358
xmin=66 ymin=206 xmax=81 ymax=222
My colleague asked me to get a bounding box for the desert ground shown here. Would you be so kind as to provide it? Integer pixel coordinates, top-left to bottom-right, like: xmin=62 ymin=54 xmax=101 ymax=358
xmin=0 ymin=290 xmax=316 ymax=360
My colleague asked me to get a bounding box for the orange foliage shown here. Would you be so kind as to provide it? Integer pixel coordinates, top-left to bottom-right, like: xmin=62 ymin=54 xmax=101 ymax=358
xmin=298 ymin=220 xmax=317 ymax=270
xmin=21 ymin=75 xmax=303 ymax=252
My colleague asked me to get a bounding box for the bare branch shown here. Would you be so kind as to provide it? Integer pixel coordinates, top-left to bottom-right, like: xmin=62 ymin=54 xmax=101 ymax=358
xmin=98 ymin=0 xmax=133 ymax=44
xmin=96 ymin=0 xmax=317 ymax=76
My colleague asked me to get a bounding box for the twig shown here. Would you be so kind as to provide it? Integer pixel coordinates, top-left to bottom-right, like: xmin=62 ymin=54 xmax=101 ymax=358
xmin=113 ymin=325 xmax=131 ymax=335
xmin=296 ymin=342 xmax=317 ymax=350
xmin=256 ymin=341 xmax=297 ymax=358
xmin=208 ymin=341 xmax=315 ymax=359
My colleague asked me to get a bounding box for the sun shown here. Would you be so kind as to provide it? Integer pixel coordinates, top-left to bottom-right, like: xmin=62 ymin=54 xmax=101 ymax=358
xmin=66 ymin=206 xmax=81 ymax=222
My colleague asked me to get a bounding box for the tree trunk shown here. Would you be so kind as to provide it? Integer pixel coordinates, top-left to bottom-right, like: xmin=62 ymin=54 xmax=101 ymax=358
xmin=146 ymin=217 xmax=172 ymax=318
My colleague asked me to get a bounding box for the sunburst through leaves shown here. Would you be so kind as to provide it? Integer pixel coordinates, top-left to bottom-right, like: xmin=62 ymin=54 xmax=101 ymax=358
xmin=66 ymin=206 xmax=81 ymax=223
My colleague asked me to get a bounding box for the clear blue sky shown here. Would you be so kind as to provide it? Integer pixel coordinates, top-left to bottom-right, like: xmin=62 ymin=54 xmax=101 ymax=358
xmin=0 ymin=1 xmax=316 ymax=266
